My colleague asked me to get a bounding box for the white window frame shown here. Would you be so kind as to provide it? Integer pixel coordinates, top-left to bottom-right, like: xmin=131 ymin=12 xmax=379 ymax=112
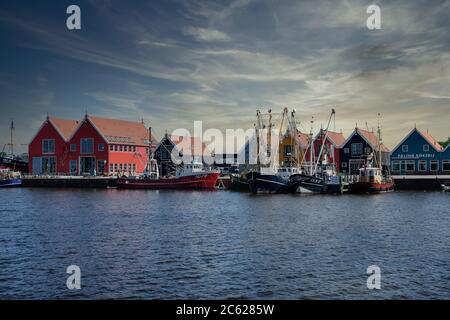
xmin=392 ymin=160 xmax=401 ymax=172
xmin=418 ymin=160 xmax=427 ymax=172
xmin=98 ymin=143 xmax=105 ymax=152
xmin=80 ymin=138 xmax=94 ymax=154
xmin=423 ymin=145 xmax=429 ymax=152
xmin=443 ymin=160 xmax=450 ymax=172
xmin=402 ymin=145 xmax=408 ymax=153
xmin=42 ymin=139 xmax=55 ymax=154
xmin=344 ymin=148 xmax=350 ymax=154
xmin=351 ymin=143 xmax=363 ymax=156
xmin=430 ymin=160 xmax=439 ymax=172
xmin=69 ymin=160 xmax=77 ymax=174
xmin=405 ymin=160 xmax=415 ymax=172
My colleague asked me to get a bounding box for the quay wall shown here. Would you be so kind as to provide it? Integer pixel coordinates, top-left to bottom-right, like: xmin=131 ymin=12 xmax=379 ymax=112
xmin=22 ymin=177 xmax=117 ymax=188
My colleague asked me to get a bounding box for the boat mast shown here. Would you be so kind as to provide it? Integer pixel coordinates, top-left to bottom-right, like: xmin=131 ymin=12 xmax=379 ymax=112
xmin=377 ymin=113 xmax=382 ymax=172
xmin=255 ymin=110 xmax=261 ymax=170
xmin=148 ymin=126 xmax=153 ymax=174
xmin=309 ymin=117 xmax=314 ymax=175
xmin=9 ymin=119 xmax=14 ymax=156
xmin=314 ymin=109 xmax=335 ymax=175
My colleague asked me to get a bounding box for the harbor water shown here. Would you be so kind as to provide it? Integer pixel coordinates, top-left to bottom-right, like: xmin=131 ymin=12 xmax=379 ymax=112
xmin=0 ymin=188 xmax=448 ymax=299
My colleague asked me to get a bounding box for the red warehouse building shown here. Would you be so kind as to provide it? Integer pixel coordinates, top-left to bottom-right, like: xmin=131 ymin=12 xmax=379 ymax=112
xmin=29 ymin=114 xmax=156 ymax=175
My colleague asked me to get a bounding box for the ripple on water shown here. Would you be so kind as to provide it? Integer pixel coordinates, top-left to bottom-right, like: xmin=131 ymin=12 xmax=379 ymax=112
xmin=0 ymin=189 xmax=449 ymax=299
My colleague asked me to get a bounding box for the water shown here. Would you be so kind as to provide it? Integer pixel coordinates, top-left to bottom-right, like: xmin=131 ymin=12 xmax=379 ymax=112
xmin=0 ymin=188 xmax=448 ymax=299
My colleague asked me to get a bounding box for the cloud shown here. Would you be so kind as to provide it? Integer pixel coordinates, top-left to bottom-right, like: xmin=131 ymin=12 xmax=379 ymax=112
xmin=183 ymin=26 xmax=231 ymax=42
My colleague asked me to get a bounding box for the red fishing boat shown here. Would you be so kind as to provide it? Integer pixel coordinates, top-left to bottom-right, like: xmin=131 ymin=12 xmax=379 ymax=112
xmin=349 ymin=166 xmax=394 ymax=193
xmin=117 ymin=126 xmax=219 ymax=190
xmin=117 ymin=161 xmax=220 ymax=190
xmin=349 ymin=115 xmax=394 ymax=194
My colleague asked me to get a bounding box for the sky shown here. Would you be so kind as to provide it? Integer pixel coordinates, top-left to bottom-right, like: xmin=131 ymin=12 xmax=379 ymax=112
xmin=0 ymin=0 xmax=449 ymax=154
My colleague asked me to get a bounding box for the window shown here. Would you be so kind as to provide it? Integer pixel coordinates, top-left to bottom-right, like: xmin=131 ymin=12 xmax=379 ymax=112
xmin=70 ymin=144 xmax=77 ymax=152
xmin=42 ymin=157 xmax=56 ymax=174
xmin=110 ymin=145 xmax=114 ymax=151
xmin=392 ymin=160 xmax=401 ymax=172
xmin=443 ymin=160 xmax=450 ymax=171
xmin=430 ymin=160 xmax=439 ymax=171
xmin=418 ymin=160 xmax=426 ymax=171
xmin=119 ymin=145 xmax=123 ymax=152
xmin=80 ymin=138 xmax=94 ymax=154
xmin=119 ymin=164 xmax=123 ymax=171
xmin=351 ymin=143 xmax=363 ymax=156
xmin=341 ymin=162 xmax=347 ymax=168
xmin=405 ymin=160 xmax=415 ymax=172
xmin=344 ymin=148 xmax=350 ymax=154
xmin=98 ymin=143 xmax=105 ymax=152
xmin=70 ymin=160 xmax=77 ymax=174
xmin=402 ymin=145 xmax=408 ymax=153
xmin=42 ymin=139 xmax=55 ymax=154
xmin=423 ymin=145 xmax=429 ymax=152
xmin=114 ymin=164 xmax=118 ymax=172
xmin=364 ymin=147 xmax=371 ymax=155
xmin=109 ymin=164 xmax=114 ymax=172
xmin=132 ymin=164 xmax=136 ymax=172
xmin=132 ymin=146 xmax=136 ymax=152
xmin=123 ymin=164 xmax=127 ymax=171
xmin=114 ymin=145 xmax=118 ymax=151
xmin=129 ymin=163 xmax=132 ymax=172
xmin=97 ymin=160 xmax=105 ymax=174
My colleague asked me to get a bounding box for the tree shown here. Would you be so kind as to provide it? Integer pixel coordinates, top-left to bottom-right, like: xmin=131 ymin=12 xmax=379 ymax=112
xmin=439 ymin=138 xmax=450 ymax=148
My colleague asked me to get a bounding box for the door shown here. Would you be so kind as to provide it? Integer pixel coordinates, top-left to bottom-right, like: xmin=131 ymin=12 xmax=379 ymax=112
xmin=32 ymin=157 xmax=42 ymax=175
xmin=80 ymin=157 xmax=96 ymax=175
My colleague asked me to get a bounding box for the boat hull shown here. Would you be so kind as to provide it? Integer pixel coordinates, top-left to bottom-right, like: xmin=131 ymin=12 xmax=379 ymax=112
xmin=229 ymin=174 xmax=249 ymax=191
xmin=246 ymin=171 xmax=290 ymax=194
xmin=288 ymin=174 xmax=343 ymax=194
xmin=0 ymin=178 xmax=22 ymax=188
xmin=117 ymin=172 xmax=220 ymax=190
xmin=349 ymin=181 xmax=395 ymax=194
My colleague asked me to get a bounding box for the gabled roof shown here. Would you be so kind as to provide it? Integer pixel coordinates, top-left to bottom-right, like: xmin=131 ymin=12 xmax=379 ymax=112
xmin=342 ymin=128 xmax=390 ymax=152
xmin=49 ymin=117 xmax=80 ymax=141
xmin=297 ymin=132 xmax=310 ymax=148
xmin=314 ymin=130 xmax=346 ymax=147
xmin=417 ymin=129 xmax=444 ymax=151
xmin=87 ymin=116 xmax=151 ymax=146
xmin=29 ymin=116 xmax=79 ymax=144
xmin=392 ymin=127 xmax=444 ymax=153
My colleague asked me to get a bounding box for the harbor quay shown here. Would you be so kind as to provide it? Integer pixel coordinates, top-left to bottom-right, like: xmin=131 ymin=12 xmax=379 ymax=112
xmin=3 ymin=111 xmax=449 ymax=191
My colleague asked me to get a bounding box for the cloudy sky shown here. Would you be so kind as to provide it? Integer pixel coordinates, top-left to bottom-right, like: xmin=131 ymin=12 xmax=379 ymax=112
xmin=0 ymin=0 xmax=449 ymax=154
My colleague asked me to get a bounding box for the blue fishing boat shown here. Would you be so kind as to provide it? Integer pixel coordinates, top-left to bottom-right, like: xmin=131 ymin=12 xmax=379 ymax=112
xmin=0 ymin=169 xmax=22 ymax=187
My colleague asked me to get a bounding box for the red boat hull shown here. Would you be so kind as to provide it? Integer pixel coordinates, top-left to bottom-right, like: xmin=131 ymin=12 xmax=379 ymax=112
xmin=350 ymin=181 xmax=395 ymax=194
xmin=117 ymin=172 xmax=220 ymax=190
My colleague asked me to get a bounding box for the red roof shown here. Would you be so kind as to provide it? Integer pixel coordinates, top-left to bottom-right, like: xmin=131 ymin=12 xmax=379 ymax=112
xmin=88 ymin=116 xmax=152 ymax=146
xmin=417 ymin=129 xmax=444 ymax=151
xmin=297 ymin=132 xmax=310 ymax=148
xmin=49 ymin=117 xmax=80 ymax=141
xmin=357 ymin=128 xmax=390 ymax=152
xmin=326 ymin=131 xmax=346 ymax=147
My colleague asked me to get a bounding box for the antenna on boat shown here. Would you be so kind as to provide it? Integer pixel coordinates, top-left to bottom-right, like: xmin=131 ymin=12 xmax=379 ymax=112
xmin=377 ymin=113 xmax=382 ymax=172
xmin=9 ymin=119 xmax=14 ymax=156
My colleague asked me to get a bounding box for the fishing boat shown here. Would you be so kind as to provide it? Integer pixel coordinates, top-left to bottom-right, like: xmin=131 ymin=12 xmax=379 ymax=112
xmin=229 ymin=173 xmax=250 ymax=191
xmin=288 ymin=109 xmax=344 ymax=194
xmin=349 ymin=115 xmax=394 ymax=194
xmin=0 ymin=168 xmax=22 ymax=187
xmin=246 ymin=108 xmax=299 ymax=194
xmin=117 ymin=127 xmax=219 ymax=190
xmin=117 ymin=161 xmax=220 ymax=190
